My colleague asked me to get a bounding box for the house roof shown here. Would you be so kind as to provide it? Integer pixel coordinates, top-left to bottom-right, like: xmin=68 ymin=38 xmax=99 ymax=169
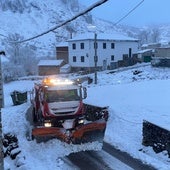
xmin=38 ymin=59 xmax=63 ymax=66
xmin=60 ymin=64 xmax=71 ymax=69
xmin=155 ymin=46 xmax=170 ymax=49
xmin=67 ymin=33 xmax=138 ymax=42
xmin=0 ymin=55 xmax=9 ymax=63
xmin=56 ymin=42 xmax=68 ymax=47
xmin=137 ymin=49 xmax=153 ymax=54
xmin=141 ymin=43 xmax=161 ymax=48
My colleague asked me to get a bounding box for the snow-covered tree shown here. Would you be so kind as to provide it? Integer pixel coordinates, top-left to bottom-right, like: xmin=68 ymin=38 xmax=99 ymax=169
xmin=138 ymin=30 xmax=150 ymax=45
xmin=2 ymin=62 xmax=25 ymax=82
xmin=138 ymin=27 xmax=160 ymax=45
xmin=18 ymin=44 xmax=38 ymax=76
xmin=150 ymin=28 xmax=160 ymax=43
xmin=0 ymin=0 xmax=27 ymax=13
xmin=3 ymin=33 xmax=38 ymax=81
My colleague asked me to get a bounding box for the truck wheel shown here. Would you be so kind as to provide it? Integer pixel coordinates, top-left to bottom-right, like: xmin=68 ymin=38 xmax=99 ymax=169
xmin=32 ymin=108 xmax=37 ymax=123
xmin=26 ymin=127 xmax=34 ymax=141
xmin=37 ymin=109 xmax=44 ymax=125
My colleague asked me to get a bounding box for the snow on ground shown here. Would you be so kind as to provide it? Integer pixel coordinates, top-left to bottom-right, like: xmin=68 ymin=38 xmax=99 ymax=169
xmin=2 ymin=64 xmax=170 ymax=169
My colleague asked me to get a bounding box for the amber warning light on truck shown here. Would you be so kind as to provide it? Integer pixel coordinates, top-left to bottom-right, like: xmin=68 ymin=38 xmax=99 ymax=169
xmin=43 ymin=77 xmax=74 ymax=86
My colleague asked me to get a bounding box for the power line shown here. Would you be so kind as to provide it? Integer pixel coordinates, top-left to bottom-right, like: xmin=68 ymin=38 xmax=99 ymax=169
xmin=114 ymin=0 xmax=144 ymax=26
xmin=13 ymin=0 xmax=108 ymax=44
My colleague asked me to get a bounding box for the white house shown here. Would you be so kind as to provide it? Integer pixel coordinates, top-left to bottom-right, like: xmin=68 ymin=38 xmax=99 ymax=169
xmin=67 ymin=33 xmax=139 ymax=71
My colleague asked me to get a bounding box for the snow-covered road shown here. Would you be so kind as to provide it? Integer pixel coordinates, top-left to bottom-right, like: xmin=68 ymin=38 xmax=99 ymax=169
xmin=2 ymin=64 xmax=170 ymax=169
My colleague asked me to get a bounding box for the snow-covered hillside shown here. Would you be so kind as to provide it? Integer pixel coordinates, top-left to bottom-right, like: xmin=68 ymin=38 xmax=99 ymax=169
xmin=2 ymin=63 xmax=170 ymax=169
xmin=0 ymin=1 xmax=101 ymax=56
xmin=0 ymin=0 xmax=81 ymax=57
xmin=1 ymin=0 xmax=170 ymax=58
xmin=0 ymin=0 xmax=140 ymax=57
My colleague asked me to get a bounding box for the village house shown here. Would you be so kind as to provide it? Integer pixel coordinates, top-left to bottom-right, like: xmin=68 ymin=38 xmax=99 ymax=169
xmin=38 ymin=59 xmax=65 ymax=76
xmin=56 ymin=42 xmax=69 ymax=63
xmin=56 ymin=33 xmax=139 ymax=72
xmin=137 ymin=49 xmax=153 ymax=62
xmin=137 ymin=43 xmax=161 ymax=63
xmin=151 ymin=47 xmax=170 ymax=67
xmin=68 ymin=33 xmax=139 ymax=71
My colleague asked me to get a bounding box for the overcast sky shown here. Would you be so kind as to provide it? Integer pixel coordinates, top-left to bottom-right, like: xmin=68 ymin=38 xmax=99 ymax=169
xmin=79 ymin=0 xmax=170 ymax=27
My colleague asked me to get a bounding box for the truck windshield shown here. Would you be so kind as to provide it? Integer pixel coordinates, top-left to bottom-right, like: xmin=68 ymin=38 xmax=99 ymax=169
xmin=46 ymin=89 xmax=80 ymax=102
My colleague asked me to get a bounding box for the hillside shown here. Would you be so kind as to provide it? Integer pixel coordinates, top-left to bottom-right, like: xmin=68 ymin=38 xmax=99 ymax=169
xmin=0 ymin=0 xmax=170 ymax=58
xmin=0 ymin=0 xmax=140 ymax=57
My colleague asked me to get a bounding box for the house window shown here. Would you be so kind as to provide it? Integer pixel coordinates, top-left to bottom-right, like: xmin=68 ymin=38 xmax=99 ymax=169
xmin=129 ymin=48 xmax=132 ymax=58
xmin=111 ymin=55 xmax=114 ymax=61
xmin=94 ymin=42 xmax=98 ymax=49
xmin=72 ymin=43 xmax=76 ymax=50
xmin=73 ymin=56 xmax=76 ymax=62
xmin=103 ymin=43 xmax=106 ymax=49
xmin=111 ymin=43 xmax=115 ymax=49
xmin=81 ymin=56 xmax=85 ymax=62
xmin=80 ymin=43 xmax=84 ymax=49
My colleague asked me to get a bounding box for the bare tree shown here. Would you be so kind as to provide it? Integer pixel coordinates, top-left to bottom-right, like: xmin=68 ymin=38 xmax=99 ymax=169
xmin=138 ymin=30 xmax=150 ymax=45
xmin=138 ymin=26 xmax=160 ymax=45
xmin=151 ymin=28 xmax=160 ymax=43
xmin=19 ymin=44 xmax=38 ymax=75
xmin=3 ymin=33 xmax=38 ymax=80
xmin=5 ymin=33 xmax=23 ymax=64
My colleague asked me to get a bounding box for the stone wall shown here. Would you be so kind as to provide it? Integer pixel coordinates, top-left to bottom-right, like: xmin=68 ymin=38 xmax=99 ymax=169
xmin=142 ymin=120 xmax=170 ymax=156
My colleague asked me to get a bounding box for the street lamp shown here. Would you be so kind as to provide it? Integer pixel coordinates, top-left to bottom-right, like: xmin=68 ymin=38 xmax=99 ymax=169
xmin=87 ymin=25 xmax=98 ymax=84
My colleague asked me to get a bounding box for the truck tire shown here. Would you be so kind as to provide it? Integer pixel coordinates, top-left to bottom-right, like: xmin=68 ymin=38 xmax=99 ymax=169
xmin=37 ymin=109 xmax=44 ymax=125
xmin=32 ymin=108 xmax=37 ymax=123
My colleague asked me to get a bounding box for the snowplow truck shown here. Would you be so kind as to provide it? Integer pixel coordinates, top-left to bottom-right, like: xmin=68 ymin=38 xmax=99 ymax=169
xmin=30 ymin=77 xmax=108 ymax=144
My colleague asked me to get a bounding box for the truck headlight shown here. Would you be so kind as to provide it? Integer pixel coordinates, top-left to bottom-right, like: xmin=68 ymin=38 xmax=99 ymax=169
xmin=44 ymin=122 xmax=52 ymax=127
xmin=78 ymin=119 xmax=84 ymax=124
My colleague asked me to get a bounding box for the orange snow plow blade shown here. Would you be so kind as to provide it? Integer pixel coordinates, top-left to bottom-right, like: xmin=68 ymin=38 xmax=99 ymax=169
xmin=72 ymin=120 xmax=106 ymax=143
xmin=32 ymin=120 xmax=107 ymax=144
xmin=32 ymin=127 xmax=71 ymax=143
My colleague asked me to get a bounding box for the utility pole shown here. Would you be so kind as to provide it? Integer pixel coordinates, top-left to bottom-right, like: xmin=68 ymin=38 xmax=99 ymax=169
xmin=87 ymin=24 xmax=97 ymax=84
xmin=0 ymin=52 xmax=4 ymax=170
xmin=94 ymin=33 xmax=97 ymax=84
